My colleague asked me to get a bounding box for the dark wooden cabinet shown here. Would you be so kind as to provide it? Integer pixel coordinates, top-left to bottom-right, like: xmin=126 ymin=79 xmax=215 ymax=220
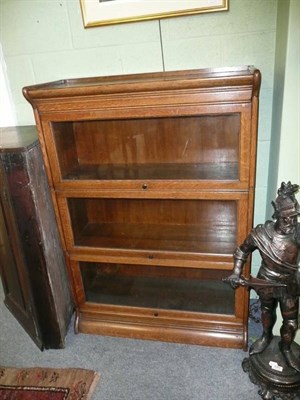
xmin=23 ymin=66 xmax=261 ymax=349
xmin=0 ymin=126 xmax=73 ymax=349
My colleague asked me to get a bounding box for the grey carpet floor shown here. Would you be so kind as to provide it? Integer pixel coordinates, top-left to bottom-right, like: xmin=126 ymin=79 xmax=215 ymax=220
xmin=0 ymin=282 xmax=262 ymax=399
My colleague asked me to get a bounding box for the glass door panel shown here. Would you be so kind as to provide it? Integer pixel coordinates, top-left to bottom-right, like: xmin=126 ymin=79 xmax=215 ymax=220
xmin=68 ymin=198 xmax=237 ymax=255
xmin=51 ymin=114 xmax=240 ymax=181
xmin=80 ymin=262 xmax=235 ymax=315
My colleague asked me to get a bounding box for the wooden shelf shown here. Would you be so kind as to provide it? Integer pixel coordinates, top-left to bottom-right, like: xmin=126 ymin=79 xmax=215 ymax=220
xmin=64 ymin=162 xmax=239 ymax=181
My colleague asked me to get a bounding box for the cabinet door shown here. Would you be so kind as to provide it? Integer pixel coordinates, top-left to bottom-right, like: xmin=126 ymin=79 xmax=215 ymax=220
xmin=0 ymin=190 xmax=43 ymax=349
xmin=0 ymin=144 xmax=73 ymax=350
xmin=78 ymin=261 xmax=235 ymax=315
xmin=57 ymin=193 xmax=247 ymax=262
xmin=62 ymin=195 xmax=246 ymax=317
xmin=42 ymin=106 xmax=252 ymax=191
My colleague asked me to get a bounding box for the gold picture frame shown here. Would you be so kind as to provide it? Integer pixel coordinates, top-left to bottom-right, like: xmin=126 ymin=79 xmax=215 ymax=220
xmin=80 ymin=0 xmax=229 ymax=28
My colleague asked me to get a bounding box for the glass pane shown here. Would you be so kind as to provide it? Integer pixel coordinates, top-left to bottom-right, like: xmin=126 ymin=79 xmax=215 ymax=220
xmin=80 ymin=262 xmax=235 ymax=315
xmin=51 ymin=114 xmax=240 ymax=181
xmin=68 ymin=198 xmax=237 ymax=255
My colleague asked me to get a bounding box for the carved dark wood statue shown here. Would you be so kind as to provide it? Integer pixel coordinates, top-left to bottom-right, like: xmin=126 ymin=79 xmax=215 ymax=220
xmin=225 ymin=181 xmax=300 ymax=400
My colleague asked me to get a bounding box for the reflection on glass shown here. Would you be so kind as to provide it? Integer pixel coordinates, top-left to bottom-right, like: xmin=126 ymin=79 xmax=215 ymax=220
xmin=80 ymin=262 xmax=235 ymax=315
xmin=51 ymin=114 xmax=240 ymax=181
xmin=68 ymin=198 xmax=237 ymax=255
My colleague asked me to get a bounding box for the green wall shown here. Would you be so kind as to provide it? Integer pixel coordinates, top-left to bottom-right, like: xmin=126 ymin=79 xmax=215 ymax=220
xmin=267 ymin=0 xmax=299 ymax=205
xmin=1 ymin=0 xmax=279 ymax=275
xmin=267 ymin=0 xmax=300 ymax=340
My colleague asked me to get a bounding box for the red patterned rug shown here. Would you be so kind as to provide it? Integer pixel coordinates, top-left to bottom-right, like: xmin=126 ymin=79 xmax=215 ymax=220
xmin=0 ymin=366 xmax=100 ymax=400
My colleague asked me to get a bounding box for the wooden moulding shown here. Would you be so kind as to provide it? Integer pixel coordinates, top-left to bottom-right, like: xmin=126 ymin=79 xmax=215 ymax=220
xmin=23 ymin=66 xmax=260 ymax=104
xmin=77 ymin=306 xmax=245 ymax=349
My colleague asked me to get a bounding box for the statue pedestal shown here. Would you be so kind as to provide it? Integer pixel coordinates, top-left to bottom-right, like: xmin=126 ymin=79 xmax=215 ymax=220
xmin=242 ymin=337 xmax=300 ymax=399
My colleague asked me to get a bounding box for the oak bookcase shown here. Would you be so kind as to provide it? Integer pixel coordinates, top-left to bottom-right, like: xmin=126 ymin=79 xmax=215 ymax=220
xmin=23 ymin=66 xmax=261 ymax=349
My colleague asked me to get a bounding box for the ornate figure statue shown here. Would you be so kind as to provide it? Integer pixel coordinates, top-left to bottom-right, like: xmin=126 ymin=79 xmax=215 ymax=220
xmin=227 ymin=182 xmax=300 ymax=374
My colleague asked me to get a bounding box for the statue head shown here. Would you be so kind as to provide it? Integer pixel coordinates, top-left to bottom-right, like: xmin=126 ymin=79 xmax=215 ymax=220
xmin=272 ymin=182 xmax=299 ymax=235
